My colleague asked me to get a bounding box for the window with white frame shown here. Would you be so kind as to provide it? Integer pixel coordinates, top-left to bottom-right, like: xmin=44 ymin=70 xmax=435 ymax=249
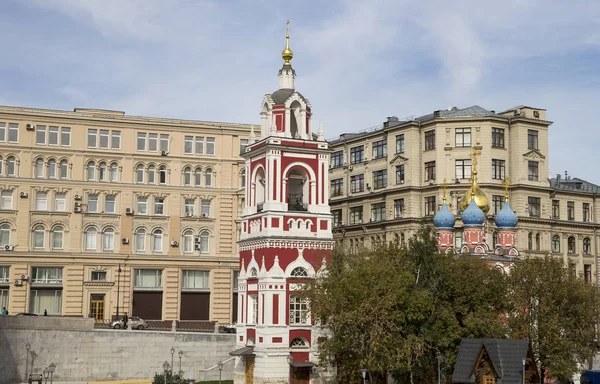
xmin=52 ymin=226 xmax=64 ymax=249
xmin=135 ymin=229 xmax=147 ymax=252
xmin=36 ymin=125 xmax=46 ymax=145
xmin=0 ymin=266 xmax=9 ymax=283
xmin=248 ymin=294 xmax=258 ymax=324
xmin=8 ymin=123 xmax=18 ymax=143
xmin=290 ymin=337 xmax=308 ymax=348
xmin=60 ymin=160 xmax=68 ymax=179
xmin=60 ymin=127 xmax=71 ymax=146
xmin=289 ymin=295 xmax=310 ymax=324
xmin=87 ymin=161 xmax=95 ymax=181
xmin=201 ymin=200 xmax=210 ymax=217
xmin=183 ymin=230 xmax=194 ymax=252
xmin=1 ymin=191 xmax=13 ymax=209
xmin=29 ymin=289 xmax=62 ymax=315
xmin=205 ymin=168 xmax=213 ymax=187
xmin=54 ymin=193 xmax=66 ymax=212
xmin=240 ymin=139 xmax=248 ymax=154
xmin=159 ymin=165 xmax=167 ymax=184
xmin=110 ymin=162 xmax=118 ymax=182
xmin=85 ymin=227 xmax=98 ymax=250
xmin=48 ymin=159 xmax=56 ymax=179
xmin=103 ymin=227 xmax=115 ymax=251
xmin=99 ymin=129 xmax=109 ymax=149
xmin=134 ymin=269 xmax=162 ymax=288
xmin=154 ymin=197 xmax=165 ymax=215
xmin=194 ymin=168 xmax=202 ymax=186
xmin=105 ymin=195 xmax=116 ymax=214
xmin=137 ymin=133 xmax=146 ymax=151
xmin=147 ymin=165 xmax=156 ymax=184
xmin=88 ymin=194 xmax=98 ymax=213
xmin=35 ymin=159 xmax=44 ymax=178
xmin=200 ymin=230 xmax=209 ymax=253
xmin=207 ymin=137 xmax=215 ymax=155
xmin=88 ymin=129 xmax=97 ymax=148
xmin=136 ymin=164 xmax=144 ymax=183
xmin=91 ymin=271 xmax=107 ymax=281
xmin=182 ymin=270 xmax=209 ymax=289
xmin=111 ymin=131 xmax=121 ymax=149
xmin=6 ymin=156 xmax=16 ymax=177
xmin=33 ymin=225 xmax=45 ymax=248
xmin=32 ymin=267 xmax=63 ymax=284
xmin=98 ymin=162 xmax=107 ymax=181
xmin=152 ymin=229 xmax=163 ymax=252
xmin=36 ymin=192 xmax=48 ymax=211
xmin=137 ymin=197 xmax=148 ymax=215
xmin=184 ymin=198 xmax=195 ymax=216
xmin=290 ymin=267 xmax=308 ymax=277
xmin=241 ymin=169 xmax=246 ymax=188
xmin=183 ymin=167 xmax=192 ymax=186
xmin=0 ymin=224 xmax=11 ymax=246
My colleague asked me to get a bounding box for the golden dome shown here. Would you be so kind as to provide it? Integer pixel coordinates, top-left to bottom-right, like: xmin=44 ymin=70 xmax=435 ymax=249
xmin=458 ymin=146 xmax=490 ymax=214
xmin=282 ymin=20 xmax=293 ymax=65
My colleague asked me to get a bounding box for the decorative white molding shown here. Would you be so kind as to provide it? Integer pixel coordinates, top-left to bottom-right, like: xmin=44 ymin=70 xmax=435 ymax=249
xmin=239 ymin=239 xmax=334 ymax=252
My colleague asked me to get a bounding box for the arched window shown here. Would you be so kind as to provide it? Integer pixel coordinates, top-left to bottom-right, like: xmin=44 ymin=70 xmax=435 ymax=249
xmin=33 ymin=225 xmax=45 ymax=248
xmin=535 ymin=233 xmax=541 ymax=251
xmin=528 ymin=233 xmax=533 ymax=250
xmin=47 ymin=159 xmax=56 ymax=179
xmin=103 ymin=227 xmax=115 ymax=251
xmin=241 ymin=169 xmax=246 ymax=188
xmin=492 ymin=231 xmax=498 ymax=246
xmin=183 ymin=230 xmax=194 ymax=252
xmin=290 ymin=267 xmax=308 ymax=277
xmin=290 ymin=337 xmax=308 ymax=348
xmin=289 ymin=295 xmax=310 ymax=324
xmin=0 ymin=224 xmax=10 ymax=246
xmin=135 ymin=229 xmax=147 ymax=252
xmin=35 ymin=159 xmax=45 ymax=178
xmin=87 ymin=161 xmax=95 ymax=181
xmin=193 ymin=167 xmax=201 ymax=187
xmin=200 ymin=230 xmax=209 ymax=253
xmin=401 ymin=233 xmax=405 ymax=245
xmin=6 ymin=156 xmax=16 ymax=177
xmin=52 ymin=225 xmax=63 ymax=249
xmin=110 ymin=162 xmax=118 ymax=182
xmin=159 ymin=165 xmax=167 ymax=184
xmin=85 ymin=227 xmax=98 ymax=250
xmin=136 ymin=164 xmax=144 ymax=184
xmin=568 ymin=236 xmax=576 ymax=254
xmin=60 ymin=160 xmax=68 ymax=179
xmin=584 ymin=237 xmax=592 ymax=255
xmin=183 ymin=167 xmax=191 ymax=186
xmin=153 ymin=229 xmax=163 ymax=252
xmin=205 ymin=168 xmax=213 ymax=187
xmin=98 ymin=162 xmax=107 ymax=181
xmin=147 ymin=165 xmax=156 ymax=184
xmin=552 ymin=235 xmax=561 ymax=252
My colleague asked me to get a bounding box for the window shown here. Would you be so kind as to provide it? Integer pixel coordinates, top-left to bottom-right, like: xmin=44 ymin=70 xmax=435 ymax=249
xmin=372 ymin=170 xmax=387 ymax=189
xmin=182 ymin=270 xmax=209 ymax=289
xmin=528 ymin=197 xmax=540 ymax=218
xmin=583 ymin=203 xmax=590 ymax=222
xmin=201 ymin=200 xmax=211 ymax=217
xmin=88 ymin=129 xmax=97 ymax=148
xmin=183 ymin=230 xmax=194 ymax=252
xmin=289 ymin=295 xmax=310 ymax=324
xmin=241 ymin=169 xmax=246 ymax=188
xmin=585 ymin=264 xmax=592 ymax=283
xmin=332 ymin=210 xmax=342 ymax=227
xmin=492 ymin=159 xmax=505 ymax=180
xmin=291 ymin=337 xmax=308 ymax=348
xmin=48 ymin=126 xmax=59 ymax=145
xmin=396 ymin=165 xmax=405 ymax=184
xmin=35 ymin=159 xmax=44 ymax=178
xmin=372 ymin=139 xmax=387 ymax=159
xmin=552 ymin=200 xmax=560 ymax=219
xmin=240 ymin=139 xmax=248 ymax=154
xmin=184 ymin=198 xmax=195 ymax=216
xmin=137 ymin=197 xmax=147 ymax=215
xmin=205 ymin=168 xmax=213 ymax=187
xmin=536 ymin=233 xmax=541 ymax=250
xmin=350 ymin=206 xmax=363 ymax=224
xmin=98 ymin=162 xmax=107 ymax=181
xmin=552 ymin=235 xmax=560 ymax=252
xmin=33 ymin=225 xmax=45 ymax=248
xmin=567 ymin=201 xmax=574 ymax=221
xmin=183 ymin=167 xmax=191 ymax=186
xmin=105 ymin=195 xmax=116 ymax=214
xmin=200 ymin=231 xmax=209 ymax=253
xmin=110 ymin=163 xmax=118 ymax=182
xmin=527 ymin=233 xmax=533 ymax=250
xmin=371 ymin=202 xmax=385 ymax=222
xmin=99 ymin=129 xmax=109 ymax=149
xmin=85 ymin=227 xmax=98 ymax=250
xmin=492 ymin=128 xmax=504 ymax=148
xmin=394 ymin=199 xmax=404 ymax=218
xmin=87 ymin=194 xmax=98 ymax=213
xmin=0 ymin=224 xmax=10 ymax=246
xmin=455 ymin=128 xmax=471 ymax=147
xmin=7 ymin=156 xmax=16 ymax=177
xmin=59 ymin=160 xmax=68 ymax=179
xmin=36 ymin=125 xmax=46 ymax=145
xmin=491 ymin=195 xmax=503 ymax=215
xmin=248 ymin=294 xmax=258 ymax=324
xmin=159 ymin=165 xmax=167 ymax=184
xmin=425 ymin=130 xmax=435 ymax=150
xmin=184 ymin=136 xmax=193 ymax=154
xmin=52 ymin=226 xmax=63 ymax=249
xmin=147 ymin=165 xmax=156 ymax=184
xmin=136 ymin=164 xmax=144 ymax=184
xmin=8 ymin=123 xmax=18 ymax=143
xmin=331 ymin=151 xmax=343 ymax=168
xmin=154 ymin=197 xmax=165 ymax=215
xmin=148 ymin=133 xmax=158 ymax=152
xmin=455 ymin=160 xmax=472 ymax=180
xmin=91 ymin=271 xmax=107 ymax=281
xmin=134 ymin=269 xmax=162 ymax=288
xmin=54 ymin=193 xmax=66 ymax=212
xmin=160 ymin=134 xmax=169 ymax=152
xmin=60 ymin=127 xmax=71 ymax=146
xmin=137 ymin=133 xmax=146 ymax=151
xmin=290 ymin=267 xmax=308 ymax=278
xmin=153 ymin=229 xmax=163 ymax=252
xmin=103 ymin=228 xmax=115 ymax=251
xmin=396 ymin=134 xmax=405 ymax=154
xmin=528 ymin=130 xmax=538 ymax=149
xmin=584 ymin=238 xmax=592 ymax=255
xmin=350 ymin=145 xmax=364 ymax=164
xmin=48 ymin=159 xmax=56 ymax=179
xmin=1 ymin=191 xmax=12 ymax=210
xmin=425 ymin=196 xmax=436 ymax=216
xmin=194 ymin=167 xmax=202 ymax=187
xmin=425 ymin=161 xmax=436 ymax=182
xmin=528 ymin=161 xmax=538 ymax=181
xmin=29 ymin=289 xmax=62 ymax=315
xmin=350 ymin=174 xmax=364 ymax=193
xmin=206 ymin=137 xmax=215 ymax=155
xmin=568 ymin=236 xmax=576 ymax=254
xmin=135 ymin=229 xmax=147 ymax=252
xmin=111 ymin=131 xmax=121 ymax=149
xmin=36 ymin=192 xmax=47 ymax=211
xmin=0 ymin=123 xmax=5 ymax=142
xmin=32 ymin=267 xmax=62 ymax=284
xmin=87 ymin=161 xmax=95 ymax=181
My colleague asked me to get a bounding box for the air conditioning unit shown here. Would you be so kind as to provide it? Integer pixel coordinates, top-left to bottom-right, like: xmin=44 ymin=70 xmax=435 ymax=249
xmin=73 ymin=205 xmax=82 ymax=213
xmin=533 ymin=110 xmax=540 ymax=118
xmin=161 ymin=150 xmax=168 ymax=156
xmin=4 ymin=244 xmax=14 ymax=251
xmin=170 ymin=240 xmax=179 ymax=247
xmin=348 ymin=166 xmax=353 ymax=171
xmin=122 ymin=238 xmax=130 ymax=245
xmin=19 ymin=192 xmax=28 ymax=198
xmin=74 ymin=194 xmax=82 ymax=201
xmin=26 ymin=124 xmax=35 ymax=131
xmin=185 ymin=212 xmax=193 ymax=217
xmin=125 ymin=208 xmax=133 ymax=215
xmin=201 ymin=213 xmax=207 ymax=218
xmin=194 ymin=236 xmax=201 ymax=250
xmin=14 ymin=279 xmax=23 ymax=286
xmin=21 ymin=274 xmax=29 ymax=280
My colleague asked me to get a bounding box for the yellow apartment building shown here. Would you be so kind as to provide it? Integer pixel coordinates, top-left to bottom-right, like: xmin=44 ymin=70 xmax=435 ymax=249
xmin=328 ymin=105 xmax=600 ymax=281
xmin=0 ymin=105 xmax=250 ymax=322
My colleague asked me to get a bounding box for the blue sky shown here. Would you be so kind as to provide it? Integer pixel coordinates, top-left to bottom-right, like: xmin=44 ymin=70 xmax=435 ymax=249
xmin=1 ymin=0 xmax=599 ymax=183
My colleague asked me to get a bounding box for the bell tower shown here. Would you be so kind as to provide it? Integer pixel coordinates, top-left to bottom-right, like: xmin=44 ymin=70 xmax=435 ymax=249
xmin=232 ymin=21 xmax=334 ymax=384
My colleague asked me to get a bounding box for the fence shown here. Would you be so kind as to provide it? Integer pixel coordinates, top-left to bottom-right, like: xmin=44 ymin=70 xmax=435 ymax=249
xmin=93 ymin=319 xmax=230 ymax=333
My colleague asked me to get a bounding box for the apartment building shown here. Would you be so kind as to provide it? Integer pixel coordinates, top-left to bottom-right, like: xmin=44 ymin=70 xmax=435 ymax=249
xmin=329 ymin=105 xmax=600 ymax=281
xmin=0 ymin=105 xmax=250 ymax=322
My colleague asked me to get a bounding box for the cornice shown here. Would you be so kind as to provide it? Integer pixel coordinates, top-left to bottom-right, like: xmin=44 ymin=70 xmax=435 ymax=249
xmin=239 ymin=238 xmax=334 ymax=252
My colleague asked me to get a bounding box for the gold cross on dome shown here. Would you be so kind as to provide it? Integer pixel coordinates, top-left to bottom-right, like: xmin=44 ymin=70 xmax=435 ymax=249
xmin=469 ymin=146 xmax=481 ymax=169
xmin=286 ymin=20 xmax=290 ymax=38
xmin=503 ymin=177 xmax=511 ymax=201
xmin=442 ymin=178 xmax=448 ymax=203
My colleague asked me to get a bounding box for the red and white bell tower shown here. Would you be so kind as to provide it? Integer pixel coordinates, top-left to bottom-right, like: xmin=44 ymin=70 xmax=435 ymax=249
xmin=232 ymin=22 xmax=334 ymax=384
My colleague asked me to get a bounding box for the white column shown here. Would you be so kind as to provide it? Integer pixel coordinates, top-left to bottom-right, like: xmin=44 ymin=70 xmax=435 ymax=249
xmin=285 ymin=107 xmax=291 ymax=138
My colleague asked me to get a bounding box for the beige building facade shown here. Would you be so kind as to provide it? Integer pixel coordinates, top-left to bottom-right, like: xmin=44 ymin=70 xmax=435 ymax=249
xmin=0 ymin=105 xmax=250 ymax=322
xmin=329 ymin=105 xmax=600 ymax=281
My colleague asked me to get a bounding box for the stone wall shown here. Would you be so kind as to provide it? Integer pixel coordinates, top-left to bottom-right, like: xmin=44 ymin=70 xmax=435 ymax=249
xmin=0 ymin=316 xmax=236 ymax=384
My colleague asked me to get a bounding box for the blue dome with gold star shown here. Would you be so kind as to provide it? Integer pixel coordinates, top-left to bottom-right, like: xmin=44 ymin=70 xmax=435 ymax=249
xmin=495 ymin=201 xmax=518 ymax=228
xmin=462 ymin=199 xmax=486 ymax=226
xmin=433 ymin=203 xmax=456 ymax=229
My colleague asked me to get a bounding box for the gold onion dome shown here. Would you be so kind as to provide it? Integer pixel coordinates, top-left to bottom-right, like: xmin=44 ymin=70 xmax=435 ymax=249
xmin=282 ymin=20 xmax=293 ymax=65
xmin=458 ymin=147 xmax=490 ymax=214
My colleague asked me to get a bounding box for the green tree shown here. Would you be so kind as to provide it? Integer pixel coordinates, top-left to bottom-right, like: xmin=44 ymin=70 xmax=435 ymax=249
xmin=506 ymin=256 xmax=600 ymax=383
xmin=304 ymin=226 xmax=508 ymax=384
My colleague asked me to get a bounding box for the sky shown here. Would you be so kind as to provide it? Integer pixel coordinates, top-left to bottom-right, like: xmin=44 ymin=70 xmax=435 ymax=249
xmin=0 ymin=0 xmax=599 ymax=183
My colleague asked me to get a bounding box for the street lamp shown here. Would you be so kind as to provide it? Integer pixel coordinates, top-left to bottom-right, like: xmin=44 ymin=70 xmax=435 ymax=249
xmin=48 ymin=362 xmax=56 ymax=384
xmin=170 ymin=347 xmax=175 ymax=375
xmin=163 ymin=361 xmax=170 ymax=384
xmin=116 ymin=264 xmax=122 ymax=321
xmin=286 ymin=354 xmax=293 ymax=384
xmin=217 ymin=361 xmax=224 ymax=384
xmin=43 ymin=368 xmax=50 ymax=384
xmin=178 ymin=350 xmax=183 ymax=376
xmin=25 ymin=342 xmax=31 ymax=383
xmin=522 ymin=358 xmax=526 ymax=384
xmin=360 ymin=369 xmax=368 ymax=384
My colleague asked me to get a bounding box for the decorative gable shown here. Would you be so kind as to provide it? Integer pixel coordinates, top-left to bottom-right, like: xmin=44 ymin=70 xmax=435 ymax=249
xmin=523 ymin=149 xmax=546 ymax=159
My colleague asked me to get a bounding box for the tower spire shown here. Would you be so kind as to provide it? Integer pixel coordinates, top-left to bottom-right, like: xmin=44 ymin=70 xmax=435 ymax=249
xmin=503 ymin=177 xmax=511 ymax=203
xmin=442 ymin=178 xmax=448 ymax=204
xmin=282 ymin=20 xmax=294 ymax=66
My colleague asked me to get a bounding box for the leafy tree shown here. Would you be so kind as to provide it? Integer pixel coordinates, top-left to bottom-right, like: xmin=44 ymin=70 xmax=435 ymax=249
xmin=152 ymin=371 xmax=188 ymax=384
xmin=304 ymin=226 xmax=509 ymax=384
xmin=506 ymin=256 xmax=600 ymax=383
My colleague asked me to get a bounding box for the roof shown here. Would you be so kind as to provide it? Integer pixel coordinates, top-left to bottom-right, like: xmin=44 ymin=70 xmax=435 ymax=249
xmin=271 ymin=89 xmax=296 ymax=104
xmin=452 ymin=339 xmax=529 ymax=384
xmin=549 ymin=176 xmax=600 ymax=194
xmin=229 ymin=346 xmax=254 ymax=356
xmin=500 ymin=105 xmax=547 ymax=114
